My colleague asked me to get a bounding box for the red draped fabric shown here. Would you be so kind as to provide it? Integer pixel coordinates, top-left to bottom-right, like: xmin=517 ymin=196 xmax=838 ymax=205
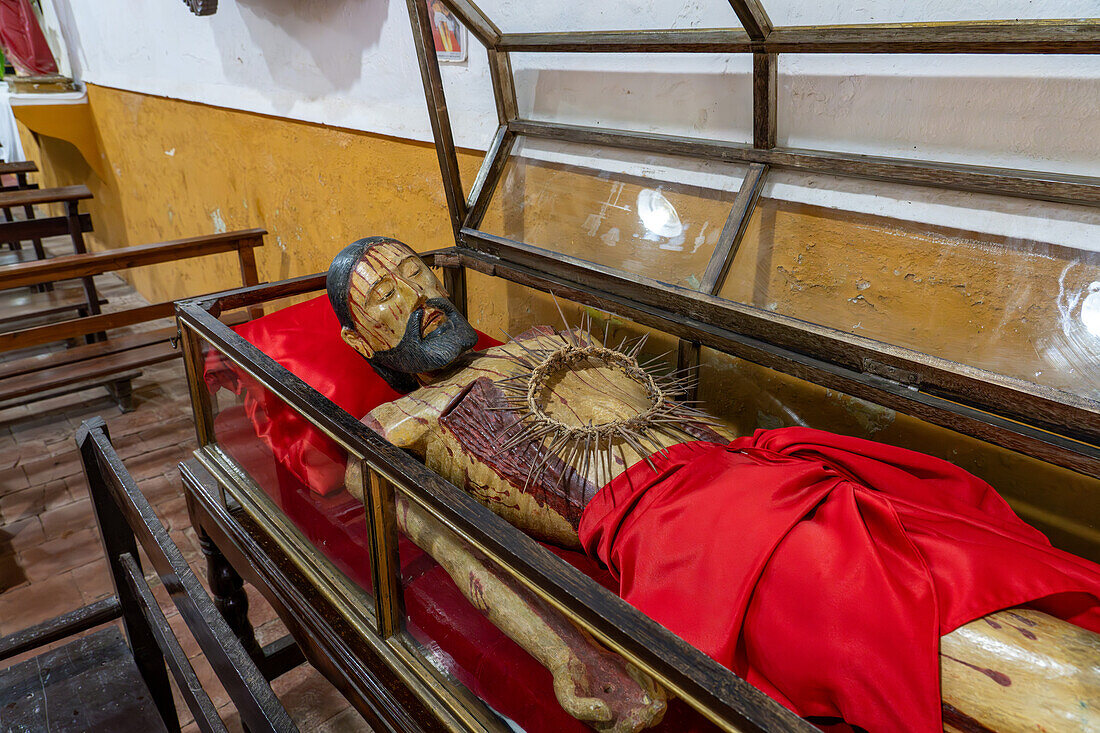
xmin=204 ymin=295 xmax=498 ymax=494
xmin=579 ymin=428 xmax=1100 ymax=732
xmin=0 ymin=0 xmax=57 ymax=76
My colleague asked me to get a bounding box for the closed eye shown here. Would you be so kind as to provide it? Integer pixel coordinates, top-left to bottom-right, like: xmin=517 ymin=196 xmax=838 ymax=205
xmin=371 ymin=277 xmax=396 ymax=301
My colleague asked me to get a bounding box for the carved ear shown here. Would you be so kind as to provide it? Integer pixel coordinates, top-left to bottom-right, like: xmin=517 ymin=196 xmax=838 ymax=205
xmin=340 ymin=326 xmax=375 ymax=358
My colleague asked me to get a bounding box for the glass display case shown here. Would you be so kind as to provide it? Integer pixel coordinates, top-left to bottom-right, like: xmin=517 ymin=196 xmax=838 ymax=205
xmin=175 ymin=2 xmax=1099 ymax=732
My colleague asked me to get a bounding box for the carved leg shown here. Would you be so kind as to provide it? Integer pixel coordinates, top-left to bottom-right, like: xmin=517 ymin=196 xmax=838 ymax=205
xmin=199 ymin=531 xmax=262 ymax=662
xmin=940 ymin=608 xmax=1100 ymax=732
xmin=109 ymin=378 xmax=134 ymax=413
xmin=3 ymin=206 xmax=18 ymax=250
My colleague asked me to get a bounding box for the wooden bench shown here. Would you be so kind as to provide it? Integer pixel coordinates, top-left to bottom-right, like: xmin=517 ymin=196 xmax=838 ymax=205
xmin=0 ymin=419 xmax=298 ymax=733
xmin=0 ymin=228 xmax=265 ymax=411
xmin=0 ymin=160 xmax=40 ymax=252
xmin=0 ymin=280 xmax=107 ymax=329
xmin=0 ymin=183 xmax=95 ymax=300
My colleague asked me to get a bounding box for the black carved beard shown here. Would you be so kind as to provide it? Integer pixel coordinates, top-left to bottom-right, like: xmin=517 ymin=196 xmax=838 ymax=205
xmin=366 ymin=297 xmax=479 ymax=393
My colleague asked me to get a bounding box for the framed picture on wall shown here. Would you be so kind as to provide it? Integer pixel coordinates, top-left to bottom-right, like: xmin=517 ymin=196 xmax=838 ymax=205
xmin=429 ymin=0 xmax=467 ymax=63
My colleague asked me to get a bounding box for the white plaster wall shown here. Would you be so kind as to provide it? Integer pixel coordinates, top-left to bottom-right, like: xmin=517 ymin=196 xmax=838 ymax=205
xmin=44 ymin=0 xmax=498 ymax=149
xmin=38 ymin=0 xmax=1100 ymax=247
xmin=42 ymin=1 xmax=1100 ymax=161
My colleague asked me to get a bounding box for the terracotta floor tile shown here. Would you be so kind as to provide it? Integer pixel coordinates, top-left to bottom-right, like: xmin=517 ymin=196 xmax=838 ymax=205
xmin=0 ymin=484 xmax=44 ymax=524
xmin=245 ymin=583 xmax=279 ymax=628
xmin=143 ymin=473 xmax=183 ymax=505
xmin=189 ymin=645 xmax=232 ymax=710
xmin=106 ymin=407 xmax=167 ymax=438
xmin=169 ymin=528 xmax=203 ymax=565
xmin=160 ymin=495 xmax=193 ymax=532
xmin=272 ymin=663 xmax=354 ymax=729
xmin=1 ymin=516 xmax=46 ymax=554
xmin=0 ymin=446 xmax=18 ymax=470
xmin=42 ymin=477 xmax=77 ymax=511
xmin=70 ymin=557 xmax=114 ymax=604
xmin=62 ymin=472 xmax=90 ymax=504
xmin=0 ymin=572 xmax=83 ymax=635
xmin=0 ymin=467 xmax=29 ymax=493
xmin=317 ymin=707 xmax=370 ymax=732
xmin=40 ymin=496 xmax=97 ymax=540
xmin=254 ymin=617 xmax=291 ymax=648
xmin=167 ymin=608 xmax=203 ymax=661
xmin=18 ymin=527 xmax=101 ymax=583
xmin=126 ymin=443 xmax=194 ymax=482
xmin=0 ymin=270 xmax=353 ymax=726
xmin=18 ymin=449 xmax=84 ymax=484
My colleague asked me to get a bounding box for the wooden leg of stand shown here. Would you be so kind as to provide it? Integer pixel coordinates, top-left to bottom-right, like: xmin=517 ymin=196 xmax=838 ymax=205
xmin=199 ymin=531 xmax=263 ymax=663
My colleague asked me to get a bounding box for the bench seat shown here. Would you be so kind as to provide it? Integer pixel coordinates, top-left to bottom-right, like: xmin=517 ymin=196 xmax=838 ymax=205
xmin=0 ymin=626 xmax=169 ymax=733
xmin=0 ymin=228 xmax=265 ymax=410
xmin=0 ymin=314 xmax=247 ymax=410
xmin=0 ymin=281 xmax=106 ymax=330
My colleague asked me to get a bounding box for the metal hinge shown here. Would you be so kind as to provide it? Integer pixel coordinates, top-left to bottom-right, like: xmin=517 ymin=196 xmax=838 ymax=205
xmin=861 ymin=358 xmax=922 ymax=390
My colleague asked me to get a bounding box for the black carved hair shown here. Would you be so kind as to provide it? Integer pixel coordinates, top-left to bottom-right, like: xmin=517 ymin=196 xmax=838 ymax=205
xmin=326 ymin=236 xmax=412 ymax=330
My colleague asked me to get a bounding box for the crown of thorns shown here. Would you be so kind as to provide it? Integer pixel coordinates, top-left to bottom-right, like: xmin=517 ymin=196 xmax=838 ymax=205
xmin=491 ymin=301 xmax=718 ymax=489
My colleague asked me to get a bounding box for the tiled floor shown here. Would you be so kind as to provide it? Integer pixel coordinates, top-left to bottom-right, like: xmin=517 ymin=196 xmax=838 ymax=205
xmin=0 ymin=242 xmax=365 ymax=731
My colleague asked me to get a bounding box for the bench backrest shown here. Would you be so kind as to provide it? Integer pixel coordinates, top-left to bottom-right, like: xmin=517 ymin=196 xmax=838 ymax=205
xmin=75 ymin=417 xmax=298 ymax=733
xmin=0 ymin=228 xmax=266 ymax=352
xmin=0 ymin=228 xmax=265 ymax=290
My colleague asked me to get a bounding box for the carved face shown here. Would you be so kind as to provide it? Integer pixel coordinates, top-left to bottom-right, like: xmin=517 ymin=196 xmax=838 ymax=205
xmin=338 ymin=240 xmax=478 ymax=378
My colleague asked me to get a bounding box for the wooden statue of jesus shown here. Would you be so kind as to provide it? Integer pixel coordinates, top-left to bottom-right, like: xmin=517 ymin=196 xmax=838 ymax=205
xmin=332 ymin=237 xmax=1100 ymax=733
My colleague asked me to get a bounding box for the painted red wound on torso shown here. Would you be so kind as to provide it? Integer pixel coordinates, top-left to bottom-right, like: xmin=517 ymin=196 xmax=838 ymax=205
xmin=438 ymin=374 xmax=724 ymax=530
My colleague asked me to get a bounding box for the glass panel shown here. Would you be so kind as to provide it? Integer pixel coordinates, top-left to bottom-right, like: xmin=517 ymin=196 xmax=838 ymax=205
xmin=393 ymin=487 xmax=719 ymax=732
xmin=778 ymin=54 xmax=1100 ymax=174
xmin=716 ymin=169 xmax=1100 ymax=400
xmin=767 ymin=0 xmax=1099 ymax=26
xmin=473 ymin=0 xmax=741 ymax=34
xmin=480 ymin=136 xmax=749 ymax=290
xmin=437 ymin=29 xmax=501 ymax=156
xmin=695 ymin=346 xmax=1100 ymax=563
xmin=201 ymin=336 xmax=375 ymax=598
xmin=513 ymin=52 xmax=754 ymax=144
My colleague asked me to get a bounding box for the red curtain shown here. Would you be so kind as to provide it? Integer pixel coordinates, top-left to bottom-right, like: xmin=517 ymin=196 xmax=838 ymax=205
xmin=0 ymin=0 xmax=58 ymax=76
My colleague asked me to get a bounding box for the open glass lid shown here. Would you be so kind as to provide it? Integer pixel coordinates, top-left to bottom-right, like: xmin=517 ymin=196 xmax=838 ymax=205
xmin=409 ymin=0 xmax=1100 ymax=477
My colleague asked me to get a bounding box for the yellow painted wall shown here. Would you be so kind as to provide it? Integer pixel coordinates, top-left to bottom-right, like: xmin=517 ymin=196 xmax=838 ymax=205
xmin=17 ymin=83 xmax=484 ymax=304
xmin=17 ymin=84 xmax=1099 ymax=561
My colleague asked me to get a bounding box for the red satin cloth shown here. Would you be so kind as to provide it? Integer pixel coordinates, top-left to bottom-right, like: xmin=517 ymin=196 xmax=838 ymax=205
xmin=0 ymin=0 xmax=57 ymax=75
xmin=203 ymin=294 xmax=497 ymax=494
xmin=580 ymin=429 xmax=1100 ymax=732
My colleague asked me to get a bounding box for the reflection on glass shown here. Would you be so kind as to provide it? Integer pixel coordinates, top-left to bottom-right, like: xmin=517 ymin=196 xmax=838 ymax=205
xmin=717 ymin=171 xmax=1100 ymax=400
xmin=481 ymin=137 xmax=748 ymax=290
xmin=202 ymin=338 xmax=374 ymax=597
xmin=1081 ymin=283 xmax=1100 ymax=338
xmin=637 ymin=187 xmax=684 ymax=241
xmin=695 ymin=345 xmax=1100 ymax=563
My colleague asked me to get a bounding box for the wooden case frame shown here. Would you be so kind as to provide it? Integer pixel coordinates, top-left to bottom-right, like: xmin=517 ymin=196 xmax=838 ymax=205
xmin=410 ymin=0 xmax=1100 ymax=481
xmin=176 ymin=276 xmax=810 ymax=732
xmin=175 ymin=4 xmax=1100 ymax=732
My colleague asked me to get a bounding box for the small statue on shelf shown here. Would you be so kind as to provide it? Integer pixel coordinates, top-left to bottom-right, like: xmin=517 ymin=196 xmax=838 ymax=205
xmin=332 ymin=237 xmax=1100 ymax=733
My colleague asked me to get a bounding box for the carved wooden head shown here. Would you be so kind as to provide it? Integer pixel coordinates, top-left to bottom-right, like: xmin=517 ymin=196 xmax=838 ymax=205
xmin=327 ymin=237 xmax=478 ymax=391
